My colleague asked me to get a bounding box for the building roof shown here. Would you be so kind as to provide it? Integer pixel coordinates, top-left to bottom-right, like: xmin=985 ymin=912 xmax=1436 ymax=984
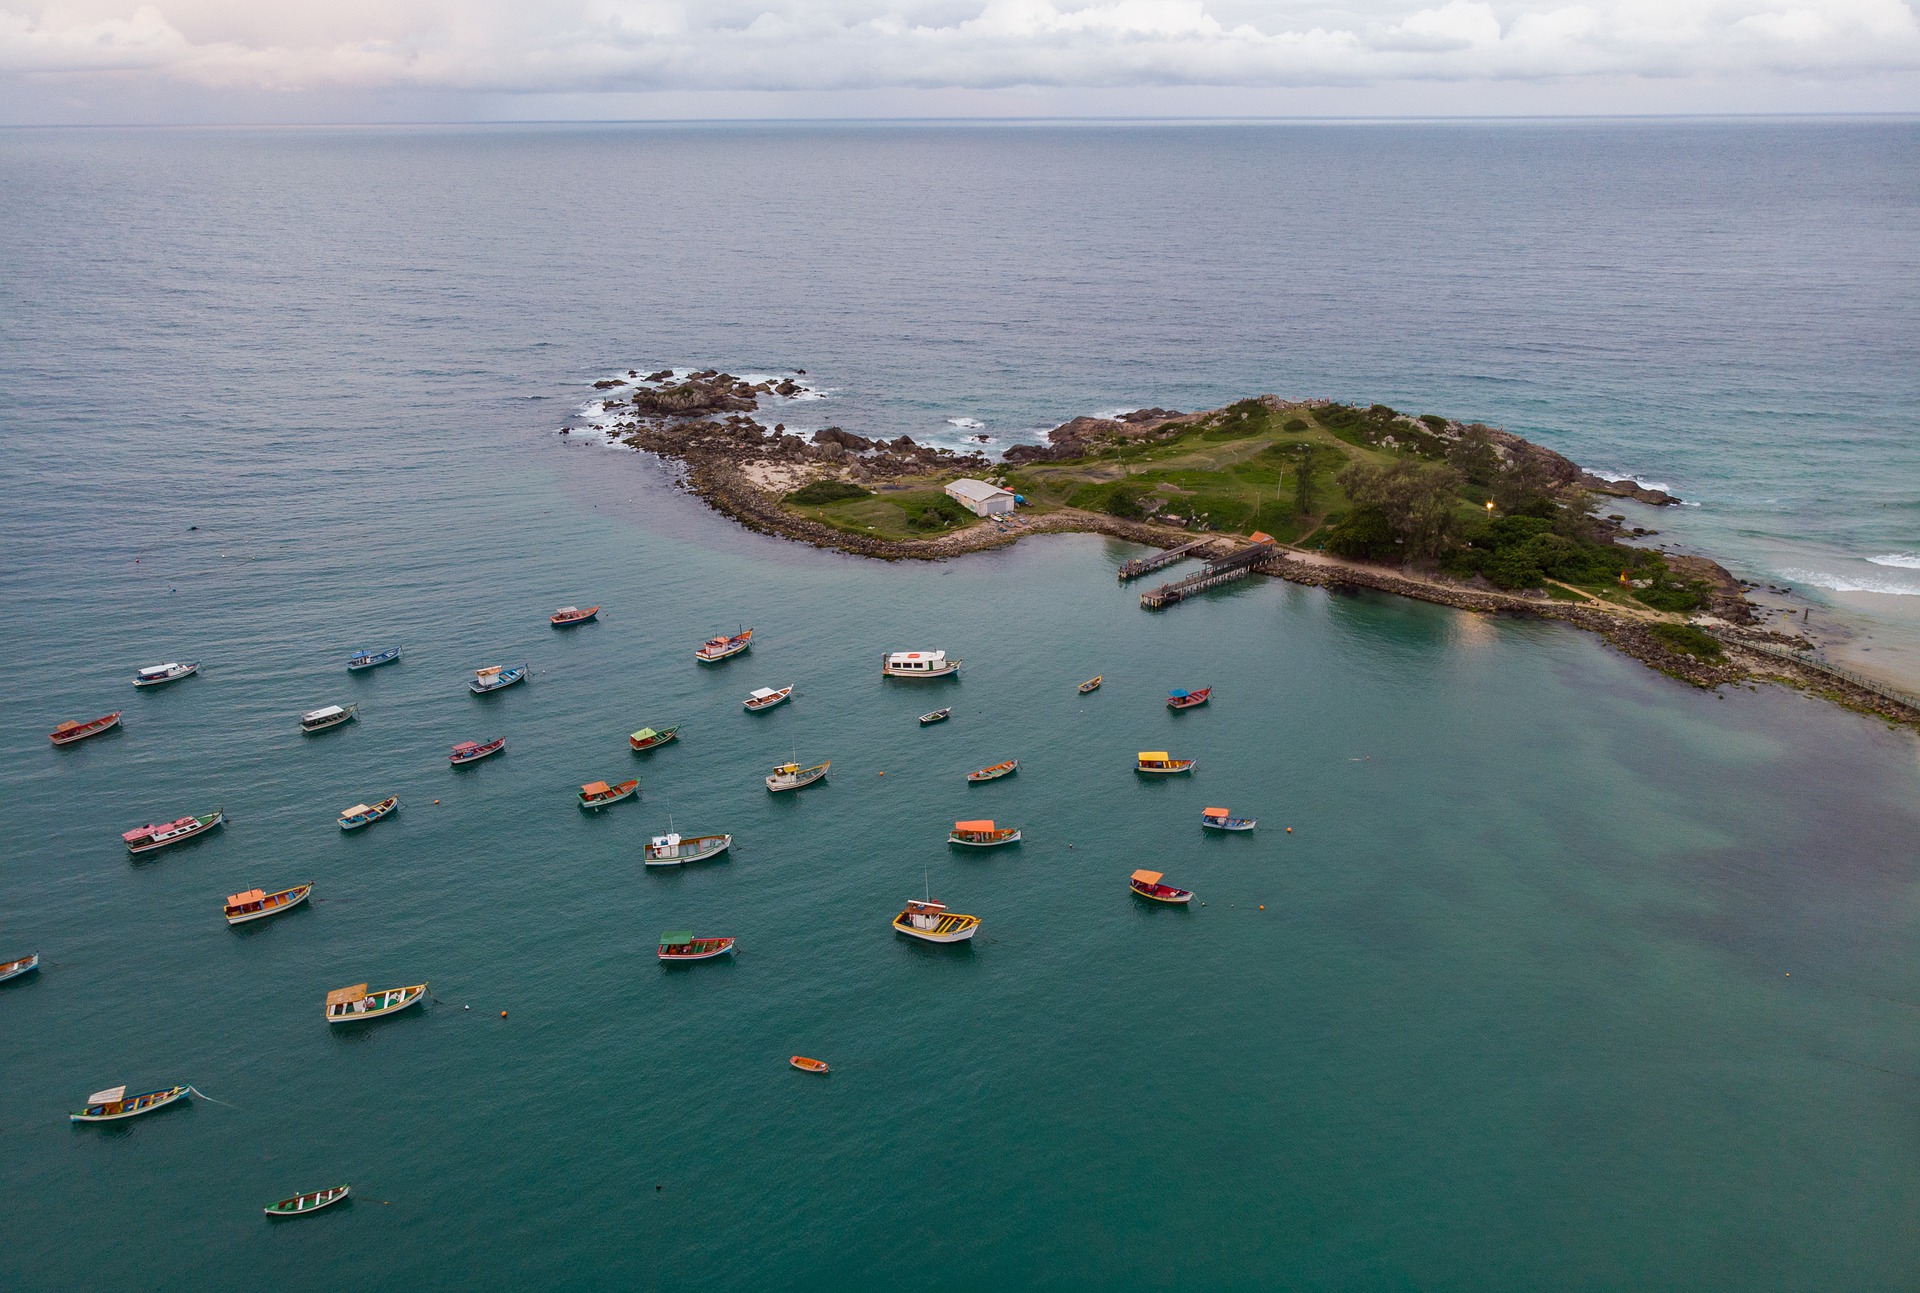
xmin=944 ymin=478 xmax=1013 ymax=504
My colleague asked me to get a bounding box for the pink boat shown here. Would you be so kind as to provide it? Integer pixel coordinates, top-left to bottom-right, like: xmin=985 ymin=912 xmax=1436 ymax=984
xmin=124 ymin=810 xmax=224 ymax=856
xmin=449 ymin=736 xmax=505 ymax=765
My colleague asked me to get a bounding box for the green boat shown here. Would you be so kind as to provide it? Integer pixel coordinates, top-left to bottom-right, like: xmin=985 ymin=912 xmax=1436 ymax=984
xmin=629 ymin=725 xmax=680 ymax=752
xmin=265 ymin=1185 xmax=350 ymax=1218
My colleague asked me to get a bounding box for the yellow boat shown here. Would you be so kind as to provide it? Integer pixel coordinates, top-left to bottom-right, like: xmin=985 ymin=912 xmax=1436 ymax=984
xmin=892 ymin=898 xmax=980 ymax=943
xmin=1135 ymin=750 xmax=1196 ymax=774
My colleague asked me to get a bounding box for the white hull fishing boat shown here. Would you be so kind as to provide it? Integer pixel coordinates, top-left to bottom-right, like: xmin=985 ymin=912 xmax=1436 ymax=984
xmin=123 ymin=810 xmax=224 ymax=855
xmin=470 ymin=663 xmax=529 ymax=694
xmin=300 ymin=703 xmax=357 ymax=733
xmin=1135 ymin=751 xmax=1196 ymax=775
xmin=881 ymin=650 xmax=961 ymax=679
xmin=265 ymin=1185 xmax=351 ymax=1218
xmin=324 ymin=982 xmax=427 ymax=1024
xmin=70 ymin=1083 xmax=191 ymax=1123
xmin=223 ymin=884 xmax=313 ymax=926
xmin=645 ymin=831 xmax=733 ymax=866
xmin=766 ymin=760 xmax=829 ymax=792
xmin=743 ymin=685 xmax=793 ymax=712
xmin=133 ymin=662 xmax=198 ymax=687
xmin=695 ymin=628 xmax=753 ymax=662
xmin=892 ymin=897 xmax=980 ymax=943
xmin=0 ymin=951 xmax=39 ymax=983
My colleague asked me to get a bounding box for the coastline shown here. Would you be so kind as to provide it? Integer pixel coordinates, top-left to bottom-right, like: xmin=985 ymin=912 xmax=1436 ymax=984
xmin=580 ymin=373 xmax=1920 ymax=732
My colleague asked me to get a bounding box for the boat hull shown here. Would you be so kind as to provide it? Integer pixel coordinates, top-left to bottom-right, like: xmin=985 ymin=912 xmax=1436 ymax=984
xmin=949 ymin=831 xmax=1021 ymax=847
xmin=919 ymin=709 xmax=951 ymax=724
xmin=790 ymin=1056 xmax=830 ymax=1074
xmin=892 ymin=916 xmax=980 ymax=943
xmin=551 ymin=607 xmax=600 ymax=626
xmin=766 ymin=771 xmax=826 ymax=792
xmin=1078 ymin=677 xmax=1102 ymax=693
xmin=696 ymin=631 xmax=753 ymax=662
xmin=0 ymin=953 xmax=39 ymax=983
xmin=470 ymin=668 xmax=528 ymax=694
xmin=658 ymin=939 xmax=735 ymax=961
xmin=266 ymin=1186 xmax=350 ymax=1218
xmin=743 ymin=689 xmax=793 ymax=711
xmin=1135 ymin=762 xmax=1196 ymax=775
xmin=1202 ymin=818 xmax=1256 ymax=831
xmin=966 ymin=761 xmax=1018 ymax=782
xmin=50 ymin=712 xmax=122 ymax=745
xmin=449 ymin=740 xmax=505 ymax=765
xmin=1130 ymin=882 xmax=1193 ymax=904
xmin=882 ymin=665 xmax=960 ymax=679
xmin=225 ymin=885 xmax=312 ymax=926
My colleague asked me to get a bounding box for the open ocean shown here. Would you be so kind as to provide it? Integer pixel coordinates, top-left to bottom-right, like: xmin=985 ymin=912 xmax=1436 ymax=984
xmin=2 ymin=120 xmax=1919 ymax=1290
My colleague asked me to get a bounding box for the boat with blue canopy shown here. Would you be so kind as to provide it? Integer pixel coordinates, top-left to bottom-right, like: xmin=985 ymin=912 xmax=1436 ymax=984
xmin=346 ymin=646 xmax=401 ymax=671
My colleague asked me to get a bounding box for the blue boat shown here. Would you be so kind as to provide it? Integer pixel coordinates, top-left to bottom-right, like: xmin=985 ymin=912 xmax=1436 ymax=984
xmin=347 ymin=645 xmax=401 ymax=672
xmin=470 ymin=662 xmax=529 ymax=694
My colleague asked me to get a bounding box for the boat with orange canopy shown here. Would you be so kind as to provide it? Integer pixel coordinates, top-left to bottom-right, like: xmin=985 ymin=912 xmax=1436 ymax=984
xmin=50 ymin=712 xmax=121 ymax=746
xmin=578 ymin=779 xmax=638 ymax=809
xmin=948 ymin=819 xmax=1021 ymax=848
xmin=1129 ymin=869 xmax=1193 ymax=904
xmin=1201 ymin=807 xmax=1256 ymax=831
xmin=223 ymin=883 xmax=312 ymax=926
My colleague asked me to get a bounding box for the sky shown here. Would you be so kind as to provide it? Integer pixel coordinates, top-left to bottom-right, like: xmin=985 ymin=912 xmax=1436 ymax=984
xmin=1 ymin=0 xmax=1918 ymax=123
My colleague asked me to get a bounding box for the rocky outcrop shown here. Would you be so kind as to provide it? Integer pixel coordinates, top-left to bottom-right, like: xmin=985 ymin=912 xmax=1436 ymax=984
xmin=812 ymin=427 xmax=874 ymax=451
xmin=1576 ymin=471 xmax=1679 ymax=506
xmin=629 ymin=374 xmax=762 ymax=418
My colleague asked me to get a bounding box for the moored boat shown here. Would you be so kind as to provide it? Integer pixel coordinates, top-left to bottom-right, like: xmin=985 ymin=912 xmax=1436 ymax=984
xmin=300 ymin=703 xmax=357 ymax=733
xmin=658 ymin=932 xmax=734 ymax=962
xmin=789 ymin=1055 xmax=830 ymax=1074
xmin=949 ymin=819 xmax=1021 ymax=847
xmin=743 ymin=685 xmax=793 ymax=711
xmin=579 ymin=778 xmax=639 ymax=809
xmin=0 ymin=951 xmax=39 ymax=983
xmin=1078 ymin=675 xmax=1102 ymax=693
xmin=1201 ymin=806 xmax=1256 ymax=831
xmin=123 ymin=810 xmax=224 ymax=856
xmin=346 ymin=645 xmax=401 ymax=671
xmin=892 ymin=897 xmax=980 ymax=943
xmin=695 ymin=627 xmax=753 ymax=662
xmin=1129 ymin=869 xmax=1194 ymax=903
xmin=224 ymin=884 xmax=312 ymax=926
xmin=628 ymin=724 xmax=680 ymax=751
xmin=766 ymin=760 xmax=829 ymax=792
xmin=50 ymin=712 xmax=122 ymax=746
xmin=1135 ymin=751 xmax=1195 ymax=774
xmin=70 ymin=1084 xmax=190 ymax=1122
xmin=645 ymin=831 xmax=732 ymax=866
xmin=324 ymin=982 xmax=427 ymax=1024
xmin=132 ymin=661 xmax=198 ymax=687
xmin=1167 ymin=686 xmax=1212 ymax=710
xmin=966 ymin=759 xmax=1018 ymax=783
xmin=338 ymin=797 xmax=398 ymax=830
xmin=919 ymin=708 xmax=951 ymax=725
xmin=469 ymin=663 xmax=529 ymax=694
xmin=265 ymin=1185 xmax=350 ymax=1218
xmin=449 ymin=737 xmax=505 ymax=765
xmin=881 ymin=650 xmax=961 ymax=679
xmin=550 ymin=604 xmax=600 ymax=626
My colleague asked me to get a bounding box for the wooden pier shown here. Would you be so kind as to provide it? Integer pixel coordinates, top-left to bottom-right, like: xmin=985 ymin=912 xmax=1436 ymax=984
xmin=1139 ymin=541 xmax=1278 ymax=610
xmin=1117 ymin=538 xmax=1214 ymax=583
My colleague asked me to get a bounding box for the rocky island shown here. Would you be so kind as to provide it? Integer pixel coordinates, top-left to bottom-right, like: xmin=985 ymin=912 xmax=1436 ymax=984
xmin=569 ymin=369 xmax=1919 ymax=728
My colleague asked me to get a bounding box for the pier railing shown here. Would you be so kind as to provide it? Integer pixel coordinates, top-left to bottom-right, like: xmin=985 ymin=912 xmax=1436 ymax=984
xmin=1723 ymin=637 xmax=1920 ymax=713
xmin=1140 ymin=542 xmax=1277 ymax=610
xmin=1118 ymin=538 xmax=1214 ymax=583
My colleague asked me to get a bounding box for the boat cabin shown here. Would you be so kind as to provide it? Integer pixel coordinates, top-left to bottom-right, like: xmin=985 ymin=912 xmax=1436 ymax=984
xmin=1202 ymin=807 xmax=1230 ymax=820
xmin=137 ymin=664 xmax=181 ymax=680
xmin=325 ymin=984 xmax=372 ymax=1017
xmin=901 ymin=899 xmax=948 ymax=929
xmin=225 ymin=889 xmax=267 ymax=917
xmin=84 ymin=1086 xmax=128 ymax=1115
xmin=302 ymin=705 xmax=347 ymax=724
xmin=1138 ymin=751 xmax=1172 ymax=768
xmin=582 ymin=781 xmax=610 ymax=797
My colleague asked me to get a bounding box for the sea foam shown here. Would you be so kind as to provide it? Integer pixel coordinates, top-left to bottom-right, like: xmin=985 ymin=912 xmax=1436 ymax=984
xmin=1778 ymin=567 xmax=1920 ymax=597
xmin=1868 ymin=553 xmax=1920 ymax=570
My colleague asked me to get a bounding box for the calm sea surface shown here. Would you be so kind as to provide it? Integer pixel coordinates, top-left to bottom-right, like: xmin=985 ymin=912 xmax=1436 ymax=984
xmin=2 ymin=121 xmax=1919 ymax=1290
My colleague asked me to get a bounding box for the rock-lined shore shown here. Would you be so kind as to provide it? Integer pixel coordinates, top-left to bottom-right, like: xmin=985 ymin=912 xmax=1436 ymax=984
xmin=575 ymin=371 xmax=1916 ymax=729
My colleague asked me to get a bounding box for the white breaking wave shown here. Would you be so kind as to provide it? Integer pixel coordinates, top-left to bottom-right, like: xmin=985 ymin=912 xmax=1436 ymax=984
xmin=1777 ymin=567 xmax=1920 ymax=597
xmin=946 ymin=417 xmax=986 ymax=430
xmin=1868 ymin=552 xmax=1920 ymax=570
xmin=1588 ymin=469 xmax=1676 ymax=495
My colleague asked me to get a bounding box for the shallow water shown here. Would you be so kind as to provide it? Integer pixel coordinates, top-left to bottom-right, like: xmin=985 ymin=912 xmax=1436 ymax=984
xmin=3 ymin=122 xmax=1920 ymax=1290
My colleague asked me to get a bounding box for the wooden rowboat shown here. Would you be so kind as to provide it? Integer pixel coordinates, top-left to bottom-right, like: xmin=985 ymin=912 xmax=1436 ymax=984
xmin=1166 ymin=686 xmax=1212 ymax=710
xmin=1078 ymin=675 xmax=1102 ymax=693
xmin=50 ymin=712 xmax=121 ymax=746
xmin=123 ymin=810 xmax=224 ymax=856
xmin=949 ymin=819 xmax=1021 ymax=847
xmin=325 ymin=982 xmax=427 ymax=1024
xmin=224 ymin=884 xmax=312 ymax=926
xmin=470 ymin=663 xmax=529 ymax=694
xmin=1130 ymin=869 xmax=1194 ymax=904
xmin=629 ymin=724 xmax=680 ymax=751
xmin=70 ymin=1084 xmax=190 ymax=1123
xmin=450 ymin=737 xmax=505 ymax=765
xmin=966 ymin=759 xmax=1018 ymax=783
xmin=579 ymin=779 xmax=639 ymax=809
xmin=338 ymin=797 xmax=398 ymax=830
xmin=550 ymin=605 xmax=599 ymax=626
xmin=265 ymin=1185 xmax=350 ymax=1218
xmin=790 ymin=1056 xmax=829 ymax=1074
xmin=0 ymin=951 xmax=39 ymax=983
xmin=658 ymin=933 xmax=734 ymax=962
xmin=1135 ymin=751 xmax=1195 ymax=774
xmin=919 ymin=708 xmax=951 ymax=725
xmin=744 ymin=685 xmax=793 ymax=711
xmin=1201 ymin=807 xmax=1257 ymax=831
xmin=346 ymin=645 xmax=401 ymax=671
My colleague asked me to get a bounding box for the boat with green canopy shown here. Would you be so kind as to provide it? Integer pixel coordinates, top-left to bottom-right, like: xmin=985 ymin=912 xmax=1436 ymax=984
xmin=629 ymin=724 xmax=680 ymax=752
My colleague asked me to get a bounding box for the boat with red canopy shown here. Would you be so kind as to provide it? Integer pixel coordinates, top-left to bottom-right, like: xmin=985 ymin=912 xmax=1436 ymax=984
xmin=579 ymin=779 xmax=638 ymax=809
xmin=123 ymin=810 xmax=223 ymax=856
xmin=1129 ymin=869 xmax=1193 ymax=904
xmin=450 ymin=737 xmax=505 ymax=765
xmin=224 ymin=884 xmax=312 ymax=926
xmin=50 ymin=712 xmax=121 ymax=746
xmin=0 ymin=951 xmax=39 ymax=983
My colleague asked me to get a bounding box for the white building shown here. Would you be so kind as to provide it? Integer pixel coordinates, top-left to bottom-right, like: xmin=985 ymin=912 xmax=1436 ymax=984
xmin=944 ymin=478 xmax=1015 ymax=517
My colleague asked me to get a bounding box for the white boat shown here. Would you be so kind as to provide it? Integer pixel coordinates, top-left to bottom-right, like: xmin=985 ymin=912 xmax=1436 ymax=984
xmin=743 ymin=685 xmax=793 ymax=712
xmin=223 ymin=884 xmax=313 ymax=926
xmin=470 ymin=663 xmax=529 ymax=694
xmin=132 ymin=662 xmax=198 ymax=687
xmin=881 ymin=650 xmax=961 ymax=679
xmin=644 ymin=831 xmax=733 ymax=866
xmin=70 ymin=1084 xmax=191 ymax=1123
xmin=324 ymin=982 xmax=427 ymax=1024
xmin=766 ymin=760 xmax=829 ymax=792
xmin=300 ymin=703 xmax=357 ymax=733
xmin=892 ymin=898 xmax=980 ymax=943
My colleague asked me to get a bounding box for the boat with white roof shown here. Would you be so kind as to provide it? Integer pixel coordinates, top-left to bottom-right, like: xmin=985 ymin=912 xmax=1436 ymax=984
xmin=132 ymin=662 xmax=198 ymax=687
xmin=881 ymin=650 xmax=961 ymax=679
xmin=300 ymin=703 xmax=356 ymax=733
xmin=645 ymin=831 xmax=732 ymax=866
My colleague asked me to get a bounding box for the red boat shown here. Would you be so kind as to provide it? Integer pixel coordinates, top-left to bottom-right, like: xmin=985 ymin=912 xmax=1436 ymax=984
xmin=550 ymin=605 xmax=600 ymax=627
xmin=50 ymin=712 xmax=122 ymax=746
xmin=1129 ymin=869 xmax=1194 ymax=904
xmin=1166 ymin=687 xmax=1212 ymax=710
xmin=658 ymin=932 xmax=734 ymax=962
xmin=450 ymin=736 xmax=506 ymax=765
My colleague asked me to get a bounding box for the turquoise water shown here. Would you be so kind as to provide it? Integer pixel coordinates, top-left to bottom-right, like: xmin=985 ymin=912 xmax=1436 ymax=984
xmin=4 ymin=121 xmax=1920 ymax=1289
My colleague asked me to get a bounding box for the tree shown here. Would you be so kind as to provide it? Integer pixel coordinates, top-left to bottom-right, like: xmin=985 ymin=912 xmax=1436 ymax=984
xmin=1337 ymin=459 xmax=1465 ymax=558
xmin=1293 ymin=447 xmax=1316 ymax=515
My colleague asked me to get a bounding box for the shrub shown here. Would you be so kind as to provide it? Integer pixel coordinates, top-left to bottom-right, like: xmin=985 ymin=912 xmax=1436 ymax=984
xmin=904 ymin=495 xmax=970 ymax=531
xmin=1325 ymin=505 xmax=1397 ymax=559
xmin=1650 ymin=622 xmax=1725 ymax=659
xmin=787 ymin=479 xmax=871 ymax=506
xmin=1283 ymin=417 xmax=1309 ymax=432
xmin=1105 ymin=483 xmax=1146 ymax=519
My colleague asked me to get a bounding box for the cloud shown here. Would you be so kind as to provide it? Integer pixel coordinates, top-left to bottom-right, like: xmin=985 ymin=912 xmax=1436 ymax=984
xmin=0 ymin=0 xmax=1916 ymax=99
